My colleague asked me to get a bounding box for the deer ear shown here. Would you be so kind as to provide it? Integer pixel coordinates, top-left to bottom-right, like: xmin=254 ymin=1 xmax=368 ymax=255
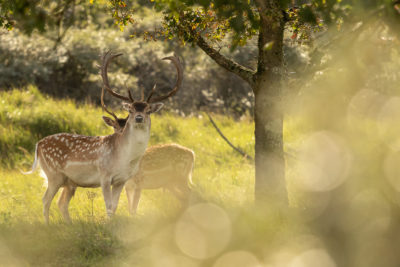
xmin=122 ymin=102 xmax=131 ymax=111
xmin=102 ymin=116 xmax=116 ymax=127
xmin=148 ymin=102 xmax=164 ymax=114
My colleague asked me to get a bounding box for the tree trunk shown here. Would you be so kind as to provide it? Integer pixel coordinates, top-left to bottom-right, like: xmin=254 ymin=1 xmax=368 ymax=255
xmin=253 ymin=75 xmax=287 ymax=206
xmin=188 ymin=0 xmax=289 ymax=205
xmin=253 ymin=0 xmax=288 ymax=206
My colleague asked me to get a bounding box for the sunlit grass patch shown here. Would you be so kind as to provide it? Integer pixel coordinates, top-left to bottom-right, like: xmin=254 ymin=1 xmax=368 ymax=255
xmin=0 ymin=86 xmax=261 ymax=266
xmin=0 ymin=219 xmax=124 ymax=266
xmin=0 ymin=86 xmax=256 ymax=216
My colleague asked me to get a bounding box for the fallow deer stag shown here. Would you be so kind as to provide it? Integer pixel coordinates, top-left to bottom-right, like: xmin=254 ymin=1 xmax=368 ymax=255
xmin=23 ymin=51 xmax=183 ymax=223
xmin=102 ymin=103 xmax=194 ymax=215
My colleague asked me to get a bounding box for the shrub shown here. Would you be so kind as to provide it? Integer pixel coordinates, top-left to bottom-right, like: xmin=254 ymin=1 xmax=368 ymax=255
xmin=0 ymin=24 xmax=254 ymax=117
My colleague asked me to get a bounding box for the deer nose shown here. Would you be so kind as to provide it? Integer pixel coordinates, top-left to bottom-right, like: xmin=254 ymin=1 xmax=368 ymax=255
xmin=135 ymin=115 xmax=144 ymax=123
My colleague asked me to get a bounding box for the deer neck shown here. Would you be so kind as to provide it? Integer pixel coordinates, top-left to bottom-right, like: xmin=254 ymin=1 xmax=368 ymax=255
xmin=115 ymin=119 xmax=150 ymax=162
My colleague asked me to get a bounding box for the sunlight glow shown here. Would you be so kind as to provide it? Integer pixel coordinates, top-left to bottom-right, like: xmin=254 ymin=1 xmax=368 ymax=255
xmin=213 ymin=250 xmax=261 ymax=267
xmin=295 ymin=131 xmax=351 ymax=192
xmin=290 ymin=249 xmax=336 ymax=267
xmin=383 ymin=150 xmax=400 ymax=192
xmin=175 ymin=203 xmax=231 ymax=259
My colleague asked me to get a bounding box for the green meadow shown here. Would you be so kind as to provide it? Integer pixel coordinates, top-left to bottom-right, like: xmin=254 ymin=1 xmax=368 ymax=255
xmin=2 ymin=84 xmax=400 ymax=267
xmin=0 ymin=86 xmax=265 ymax=266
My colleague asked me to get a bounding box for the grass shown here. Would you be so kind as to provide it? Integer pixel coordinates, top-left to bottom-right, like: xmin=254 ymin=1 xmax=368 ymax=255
xmin=0 ymin=86 xmax=255 ymax=215
xmin=0 ymin=86 xmax=260 ymax=266
xmin=2 ymin=86 xmax=399 ymax=266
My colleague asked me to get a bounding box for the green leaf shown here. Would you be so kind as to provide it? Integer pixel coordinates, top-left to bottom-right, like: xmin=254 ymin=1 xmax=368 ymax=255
xmin=263 ymin=41 xmax=274 ymax=51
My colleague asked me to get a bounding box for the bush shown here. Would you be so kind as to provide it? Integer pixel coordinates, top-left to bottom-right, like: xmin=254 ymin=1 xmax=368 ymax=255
xmin=0 ymin=23 xmax=254 ymax=117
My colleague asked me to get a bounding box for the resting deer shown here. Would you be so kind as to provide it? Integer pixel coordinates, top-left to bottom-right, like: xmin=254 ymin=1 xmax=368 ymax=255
xmin=23 ymin=52 xmax=183 ymax=223
xmin=102 ymin=107 xmax=194 ymax=215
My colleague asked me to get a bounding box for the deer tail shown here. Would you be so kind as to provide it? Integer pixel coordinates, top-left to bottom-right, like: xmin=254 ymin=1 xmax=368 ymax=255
xmin=20 ymin=143 xmax=39 ymax=175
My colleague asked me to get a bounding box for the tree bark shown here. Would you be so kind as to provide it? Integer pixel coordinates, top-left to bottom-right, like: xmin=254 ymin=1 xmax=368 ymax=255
xmin=253 ymin=75 xmax=287 ymax=205
xmin=253 ymin=0 xmax=288 ymax=205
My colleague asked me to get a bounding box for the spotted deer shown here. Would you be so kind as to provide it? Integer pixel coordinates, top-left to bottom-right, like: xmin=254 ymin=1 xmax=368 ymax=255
xmin=23 ymin=52 xmax=183 ymax=223
xmin=102 ymin=108 xmax=194 ymax=215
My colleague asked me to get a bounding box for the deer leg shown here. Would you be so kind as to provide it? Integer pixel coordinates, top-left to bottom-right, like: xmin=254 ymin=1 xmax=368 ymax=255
xmin=57 ymin=185 xmax=76 ymax=223
xmin=131 ymin=188 xmax=142 ymax=215
xmin=181 ymin=184 xmax=191 ymax=201
xmin=42 ymin=180 xmax=63 ymax=224
xmin=111 ymin=182 xmax=125 ymax=214
xmin=125 ymin=186 xmax=134 ymax=216
xmin=101 ymin=179 xmax=113 ymax=217
xmin=168 ymin=185 xmax=189 ymax=206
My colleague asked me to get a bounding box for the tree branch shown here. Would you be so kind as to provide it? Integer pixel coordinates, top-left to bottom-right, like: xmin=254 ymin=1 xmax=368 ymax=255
xmin=51 ymin=0 xmax=76 ymax=50
xmin=206 ymin=112 xmax=254 ymax=161
xmin=191 ymin=30 xmax=256 ymax=87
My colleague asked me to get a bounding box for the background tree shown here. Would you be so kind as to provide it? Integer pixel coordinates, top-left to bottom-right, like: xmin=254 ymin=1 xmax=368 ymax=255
xmin=163 ymin=0 xmax=291 ymax=205
xmin=110 ymin=0 xmax=400 ymax=205
xmin=1 ymin=0 xmax=399 ymax=206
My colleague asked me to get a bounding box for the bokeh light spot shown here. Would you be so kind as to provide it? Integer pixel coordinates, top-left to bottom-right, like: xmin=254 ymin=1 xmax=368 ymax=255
xmin=377 ymin=97 xmax=400 ymax=149
xmin=175 ymin=203 xmax=231 ymax=259
xmin=383 ymin=150 xmax=400 ymax=192
xmin=290 ymin=249 xmax=336 ymax=267
xmin=295 ymin=131 xmax=351 ymax=192
xmin=213 ymin=250 xmax=261 ymax=267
